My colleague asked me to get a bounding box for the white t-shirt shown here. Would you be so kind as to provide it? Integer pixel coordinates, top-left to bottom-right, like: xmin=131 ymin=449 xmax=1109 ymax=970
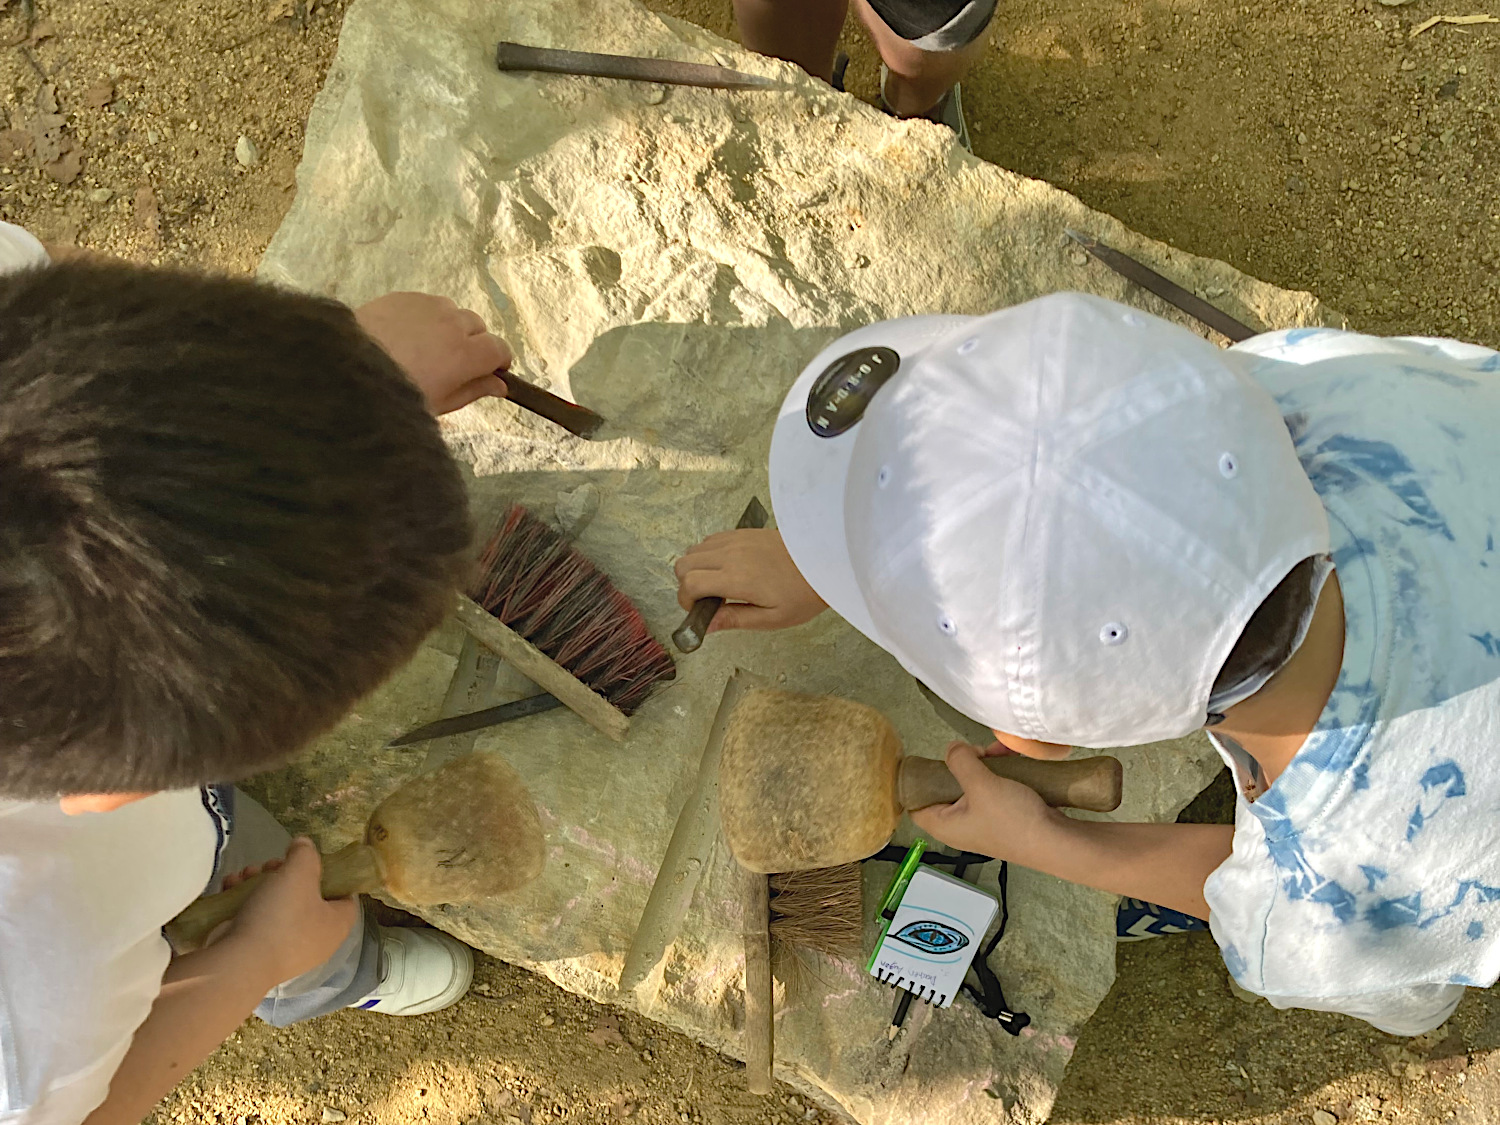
xmin=0 ymin=795 xmax=218 ymax=1125
xmin=1206 ymin=326 xmax=1500 ymax=1036
xmin=0 ymin=222 xmax=223 ymax=1125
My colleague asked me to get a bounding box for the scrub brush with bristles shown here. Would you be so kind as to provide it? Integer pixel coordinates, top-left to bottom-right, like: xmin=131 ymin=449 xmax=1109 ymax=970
xmin=450 ymin=504 xmax=676 ymax=742
xmin=770 ymin=865 xmax=865 ymax=958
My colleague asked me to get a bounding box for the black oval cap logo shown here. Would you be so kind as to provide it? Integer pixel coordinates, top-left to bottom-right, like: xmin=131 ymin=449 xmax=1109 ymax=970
xmin=806 ymin=346 xmax=900 ymax=438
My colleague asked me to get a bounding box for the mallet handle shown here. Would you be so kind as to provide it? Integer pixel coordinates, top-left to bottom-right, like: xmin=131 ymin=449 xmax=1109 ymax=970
xmin=164 ymin=842 xmax=384 ymax=952
xmin=452 ymin=592 xmax=630 ymax=742
xmin=898 ymin=753 xmax=1123 ymax=813
xmin=740 ymin=863 xmax=774 ymax=1095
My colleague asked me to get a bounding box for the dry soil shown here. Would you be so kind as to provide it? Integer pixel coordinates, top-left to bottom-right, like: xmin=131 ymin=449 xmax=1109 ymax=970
xmin=4 ymin=0 xmax=1500 ymax=1121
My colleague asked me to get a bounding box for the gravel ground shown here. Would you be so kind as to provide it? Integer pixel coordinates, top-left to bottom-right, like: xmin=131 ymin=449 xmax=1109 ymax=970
xmin=4 ymin=0 xmax=1499 ymax=1121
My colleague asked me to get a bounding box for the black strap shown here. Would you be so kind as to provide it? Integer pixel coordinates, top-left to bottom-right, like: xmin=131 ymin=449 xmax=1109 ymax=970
xmin=959 ymin=862 xmax=1031 ymax=1034
xmin=830 ymin=52 xmax=850 ymax=93
xmin=867 ymin=844 xmax=993 ymax=868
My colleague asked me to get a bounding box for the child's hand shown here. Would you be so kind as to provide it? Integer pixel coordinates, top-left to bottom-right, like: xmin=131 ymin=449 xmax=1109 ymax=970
xmin=221 ymin=837 xmax=359 ymax=988
xmin=908 ymin=742 xmax=1056 ymax=862
xmin=219 ymin=857 xmax=284 ymax=888
xmin=354 ymin=292 xmax=512 ymax=415
xmin=673 ymin=528 xmax=827 ymax=632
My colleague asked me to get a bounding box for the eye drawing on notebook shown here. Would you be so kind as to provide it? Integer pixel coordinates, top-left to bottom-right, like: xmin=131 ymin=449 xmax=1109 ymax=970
xmin=891 ymin=920 xmax=970 ymax=956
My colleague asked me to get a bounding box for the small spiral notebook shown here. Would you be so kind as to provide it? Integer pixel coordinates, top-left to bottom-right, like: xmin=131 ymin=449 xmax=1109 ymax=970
xmin=868 ymin=865 xmax=999 ymax=1008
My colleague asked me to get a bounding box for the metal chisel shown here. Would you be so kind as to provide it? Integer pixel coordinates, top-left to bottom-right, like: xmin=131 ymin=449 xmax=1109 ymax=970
xmin=672 ymin=496 xmax=770 ymax=653
xmin=388 ymin=692 xmax=564 ymax=748
xmin=1064 ymin=229 xmax=1257 ymax=343
xmin=496 ymin=42 xmax=781 ymax=91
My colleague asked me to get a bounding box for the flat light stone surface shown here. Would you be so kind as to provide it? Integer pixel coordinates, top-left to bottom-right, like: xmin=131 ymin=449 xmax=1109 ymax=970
xmin=253 ymin=0 xmax=1337 ymax=1119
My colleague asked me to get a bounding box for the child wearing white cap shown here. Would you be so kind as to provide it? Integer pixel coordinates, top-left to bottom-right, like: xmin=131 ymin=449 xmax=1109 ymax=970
xmin=674 ymin=291 xmax=1500 ymax=1036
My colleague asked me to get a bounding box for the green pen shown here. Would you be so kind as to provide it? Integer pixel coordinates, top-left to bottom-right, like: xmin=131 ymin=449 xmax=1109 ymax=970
xmin=865 ymin=838 xmax=928 ymax=974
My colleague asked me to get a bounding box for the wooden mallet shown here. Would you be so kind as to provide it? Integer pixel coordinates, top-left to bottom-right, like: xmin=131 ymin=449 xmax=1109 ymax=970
xmin=719 ymin=688 xmax=1122 ymax=874
xmin=166 ymin=752 xmax=546 ymax=951
xmin=718 ymin=688 xmax=1121 ymax=1094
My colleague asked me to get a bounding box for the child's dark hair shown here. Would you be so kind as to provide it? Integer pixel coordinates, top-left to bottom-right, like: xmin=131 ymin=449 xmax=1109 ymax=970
xmin=1212 ymin=556 xmax=1320 ymax=705
xmin=0 ymin=260 xmax=472 ymax=798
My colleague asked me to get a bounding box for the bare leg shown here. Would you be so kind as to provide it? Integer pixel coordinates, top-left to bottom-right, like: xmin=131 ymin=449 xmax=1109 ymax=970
xmin=731 ymin=0 xmax=849 ymax=83
xmin=851 ymin=0 xmax=989 ymax=116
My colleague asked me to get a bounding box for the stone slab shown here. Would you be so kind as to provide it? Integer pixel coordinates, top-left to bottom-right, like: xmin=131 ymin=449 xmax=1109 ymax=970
xmin=253 ymin=0 xmax=1339 ymax=1120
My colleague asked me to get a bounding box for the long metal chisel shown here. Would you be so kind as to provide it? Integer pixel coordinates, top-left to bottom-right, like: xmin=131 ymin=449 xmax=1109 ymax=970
xmin=389 ymin=693 xmax=564 ymax=748
xmin=1064 ymin=229 xmax=1257 ymax=343
xmin=496 ymin=42 xmax=780 ymax=91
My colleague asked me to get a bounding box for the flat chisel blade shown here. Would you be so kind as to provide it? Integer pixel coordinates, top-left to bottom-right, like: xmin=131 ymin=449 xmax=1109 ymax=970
xmin=1065 ymin=229 xmax=1257 ymax=343
xmin=738 ymin=496 xmax=769 ymax=530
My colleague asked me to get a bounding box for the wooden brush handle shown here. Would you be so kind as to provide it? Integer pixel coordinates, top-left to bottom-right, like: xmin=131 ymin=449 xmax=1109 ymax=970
xmin=497 ymin=370 xmax=604 ymax=439
xmin=164 ymin=842 xmax=384 ymax=952
xmin=452 ymin=592 xmax=629 ymax=742
xmin=740 ymin=863 xmax=774 ymax=1095
xmin=898 ymin=753 xmax=1123 ymax=813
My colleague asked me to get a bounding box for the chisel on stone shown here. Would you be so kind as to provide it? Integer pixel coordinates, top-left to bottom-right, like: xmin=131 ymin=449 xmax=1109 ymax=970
xmin=387 ymin=692 xmax=565 ymax=748
xmin=495 ymin=42 xmax=781 ymax=91
xmin=497 ymin=370 xmax=605 ymax=440
xmin=1064 ymin=229 xmax=1257 ymax=343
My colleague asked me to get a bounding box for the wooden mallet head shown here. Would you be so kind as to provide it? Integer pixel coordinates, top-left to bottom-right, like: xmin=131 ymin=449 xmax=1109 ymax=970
xmin=718 ymin=689 xmax=1122 ymax=874
xmin=368 ymin=751 xmax=546 ymax=903
xmin=166 ymin=752 xmax=546 ymax=950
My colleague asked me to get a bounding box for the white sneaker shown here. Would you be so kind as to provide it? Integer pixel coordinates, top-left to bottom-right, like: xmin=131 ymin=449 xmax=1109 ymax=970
xmin=350 ymin=927 xmax=474 ymax=1016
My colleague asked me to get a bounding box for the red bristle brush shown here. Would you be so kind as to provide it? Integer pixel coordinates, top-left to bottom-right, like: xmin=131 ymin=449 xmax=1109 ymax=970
xmin=437 ymin=504 xmax=676 ymax=743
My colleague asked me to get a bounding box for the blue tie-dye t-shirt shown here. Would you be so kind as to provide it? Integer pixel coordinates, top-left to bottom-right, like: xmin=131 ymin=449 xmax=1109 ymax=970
xmin=1203 ymin=326 xmax=1500 ymax=1036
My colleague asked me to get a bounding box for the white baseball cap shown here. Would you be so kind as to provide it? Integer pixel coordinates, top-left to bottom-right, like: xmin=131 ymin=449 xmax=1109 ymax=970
xmin=769 ymin=292 xmax=1331 ymax=747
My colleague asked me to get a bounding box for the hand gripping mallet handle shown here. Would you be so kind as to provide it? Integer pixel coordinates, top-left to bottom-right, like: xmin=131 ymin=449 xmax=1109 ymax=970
xmin=898 ymin=752 xmax=1123 ymax=813
xmin=164 ymin=842 xmax=383 ymax=952
xmin=716 ymin=689 xmax=1126 ymax=876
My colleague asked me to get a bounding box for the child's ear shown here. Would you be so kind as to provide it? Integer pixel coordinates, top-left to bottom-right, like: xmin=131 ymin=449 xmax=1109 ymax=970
xmin=991 ymin=730 xmax=1072 ymax=759
xmin=58 ymin=792 xmax=156 ymax=815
